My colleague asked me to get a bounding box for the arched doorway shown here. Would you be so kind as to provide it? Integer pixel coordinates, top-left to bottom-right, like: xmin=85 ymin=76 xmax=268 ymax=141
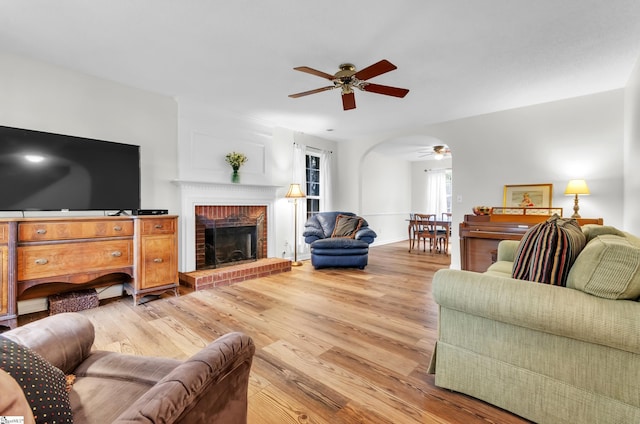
xmin=359 ymin=136 xmax=454 ymax=250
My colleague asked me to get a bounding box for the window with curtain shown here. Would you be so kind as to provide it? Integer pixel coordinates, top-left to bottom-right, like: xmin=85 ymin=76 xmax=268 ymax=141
xmin=425 ymin=168 xmax=452 ymax=215
xmin=306 ymin=153 xmax=320 ymax=218
xmin=293 ymin=141 xmax=332 ymax=257
xmin=293 ymin=141 xmax=332 ymax=218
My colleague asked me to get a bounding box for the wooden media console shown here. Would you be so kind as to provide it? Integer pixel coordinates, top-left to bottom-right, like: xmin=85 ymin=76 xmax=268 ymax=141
xmin=0 ymin=215 xmax=179 ymax=329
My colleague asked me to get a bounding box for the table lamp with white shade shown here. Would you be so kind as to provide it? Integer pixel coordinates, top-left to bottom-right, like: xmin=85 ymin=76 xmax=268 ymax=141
xmin=564 ymin=179 xmax=590 ymax=218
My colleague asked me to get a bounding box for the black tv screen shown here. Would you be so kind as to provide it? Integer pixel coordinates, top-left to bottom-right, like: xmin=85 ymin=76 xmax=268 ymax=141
xmin=0 ymin=125 xmax=141 ymax=211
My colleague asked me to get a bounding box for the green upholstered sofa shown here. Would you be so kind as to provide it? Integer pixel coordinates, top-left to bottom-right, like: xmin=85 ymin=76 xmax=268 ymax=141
xmin=429 ymin=225 xmax=640 ymax=424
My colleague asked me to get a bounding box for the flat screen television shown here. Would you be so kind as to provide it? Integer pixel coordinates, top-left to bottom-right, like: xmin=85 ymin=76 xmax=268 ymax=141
xmin=0 ymin=125 xmax=141 ymax=212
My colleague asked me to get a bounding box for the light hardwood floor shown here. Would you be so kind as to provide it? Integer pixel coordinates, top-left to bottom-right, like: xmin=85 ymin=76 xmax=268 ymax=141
xmin=21 ymin=241 xmax=531 ymax=424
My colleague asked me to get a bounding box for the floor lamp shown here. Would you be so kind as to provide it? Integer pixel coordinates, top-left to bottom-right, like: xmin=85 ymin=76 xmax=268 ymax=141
xmin=285 ymin=183 xmax=306 ymax=266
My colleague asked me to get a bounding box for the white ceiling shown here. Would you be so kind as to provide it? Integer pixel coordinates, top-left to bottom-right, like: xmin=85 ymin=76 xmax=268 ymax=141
xmin=1 ymin=1 xmax=640 ymax=156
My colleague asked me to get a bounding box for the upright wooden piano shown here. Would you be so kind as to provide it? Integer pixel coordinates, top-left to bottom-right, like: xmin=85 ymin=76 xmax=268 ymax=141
xmin=459 ymin=212 xmax=603 ymax=273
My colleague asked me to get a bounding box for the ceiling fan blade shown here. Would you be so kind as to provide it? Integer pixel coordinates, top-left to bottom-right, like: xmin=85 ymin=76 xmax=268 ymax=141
xmin=288 ymin=86 xmax=335 ymax=98
xmin=293 ymin=66 xmax=335 ymax=80
xmin=362 ymin=83 xmax=409 ymax=98
xmin=342 ymin=92 xmax=356 ymax=110
xmin=354 ymin=59 xmax=397 ymax=81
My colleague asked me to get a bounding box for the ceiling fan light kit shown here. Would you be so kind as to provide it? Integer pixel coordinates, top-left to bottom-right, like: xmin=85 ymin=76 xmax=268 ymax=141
xmin=289 ymin=59 xmax=410 ymax=110
xmin=418 ymin=145 xmax=451 ymax=160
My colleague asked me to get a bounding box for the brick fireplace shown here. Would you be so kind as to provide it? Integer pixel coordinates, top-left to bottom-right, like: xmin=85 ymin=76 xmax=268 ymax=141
xmin=175 ymin=181 xmax=290 ymax=290
xmin=195 ymin=205 xmax=267 ymax=269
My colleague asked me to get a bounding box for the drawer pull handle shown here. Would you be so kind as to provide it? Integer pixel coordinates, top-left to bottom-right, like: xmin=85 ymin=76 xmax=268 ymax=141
xmin=111 ymin=251 xmax=122 ymax=257
xmin=153 ymin=258 xmax=163 ymax=263
xmin=36 ymin=229 xmax=47 ymax=235
xmin=35 ymin=258 xmax=49 ymax=265
xmin=113 ymin=225 xmax=123 ymax=231
xmin=154 ymin=224 xmax=163 ymax=229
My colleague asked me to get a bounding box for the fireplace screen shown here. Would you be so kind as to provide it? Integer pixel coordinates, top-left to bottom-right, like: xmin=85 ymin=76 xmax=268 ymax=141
xmin=204 ymin=224 xmax=257 ymax=268
xmin=195 ymin=207 xmax=266 ymax=270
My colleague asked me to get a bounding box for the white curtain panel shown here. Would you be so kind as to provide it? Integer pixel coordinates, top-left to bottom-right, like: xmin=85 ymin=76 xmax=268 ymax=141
xmin=319 ymin=149 xmax=332 ymax=212
xmin=425 ymin=169 xmax=448 ymax=217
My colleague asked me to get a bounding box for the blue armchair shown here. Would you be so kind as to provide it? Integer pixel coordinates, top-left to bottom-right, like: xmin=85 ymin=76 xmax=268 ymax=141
xmin=302 ymin=211 xmax=377 ymax=269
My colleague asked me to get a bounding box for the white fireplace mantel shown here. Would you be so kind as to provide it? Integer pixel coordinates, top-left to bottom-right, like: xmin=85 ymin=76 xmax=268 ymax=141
xmin=173 ymin=180 xmax=283 ymax=271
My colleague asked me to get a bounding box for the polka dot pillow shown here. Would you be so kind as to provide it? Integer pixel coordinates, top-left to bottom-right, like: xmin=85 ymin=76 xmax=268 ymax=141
xmin=0 ymin=336 xmax=73 ymax=424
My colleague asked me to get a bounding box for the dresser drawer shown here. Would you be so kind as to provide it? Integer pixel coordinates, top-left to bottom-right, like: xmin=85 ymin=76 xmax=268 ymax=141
xmin=19 ymin=220 xmax=134 ymax=241
xmin=139 ymin=235 xmax=177 ymax=289
xmin=0 ymin=246 xmax=7 ymax=314
xmin=140 ymin=218 xmax=176 ymax=235
xmin=18 ymin=240 xmax=133 ymax=280
xmin=0 ymin=223 xmax=7 ymax=243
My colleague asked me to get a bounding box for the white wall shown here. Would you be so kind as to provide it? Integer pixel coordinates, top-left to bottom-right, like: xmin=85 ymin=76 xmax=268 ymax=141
xmin=428 ymin=90 xmax=624 ymax=267
xmin=360 ymin=151 xmax=412 ymax=244
xmin=341 ymin=89 xmax=625 ymax=269
xmin=0 ymin=51 xmax=179 ymax=214
xmin=177 ymin=100 xmax=276 ymax=186
xmin=624 ymin=58 xmax=640 ymax=234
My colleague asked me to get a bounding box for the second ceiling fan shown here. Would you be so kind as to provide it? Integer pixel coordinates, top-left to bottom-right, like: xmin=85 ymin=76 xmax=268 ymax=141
xmin=419 ymin=145 xmax=451 ymax=160
xmin=288 ymin=59 xmax=409 ymax=110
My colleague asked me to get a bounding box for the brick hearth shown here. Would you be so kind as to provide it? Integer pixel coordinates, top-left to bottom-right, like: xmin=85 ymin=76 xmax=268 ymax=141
xmin=179 ymin=258 xmax=292 ymax=291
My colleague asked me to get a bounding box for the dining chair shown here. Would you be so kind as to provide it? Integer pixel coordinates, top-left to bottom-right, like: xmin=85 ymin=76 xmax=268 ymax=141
xmin=436 ymin=214 xmax=450 ymax=254
xmin=409 ymin=213 xmax=419 ymax=251
xmin=439 ymin=212 xmax=452 ymax=253
xmin=414 ymin=214 xmax=448 ymax=253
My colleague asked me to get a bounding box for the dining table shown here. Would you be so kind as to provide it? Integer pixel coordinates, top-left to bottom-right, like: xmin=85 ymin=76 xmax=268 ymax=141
xmin=407 ymin=217 xmax=451 ymax=253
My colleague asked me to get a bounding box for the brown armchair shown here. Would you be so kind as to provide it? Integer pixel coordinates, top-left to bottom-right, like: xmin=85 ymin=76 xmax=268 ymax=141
xmin=1 ymin=312 xmax=255 ymax=423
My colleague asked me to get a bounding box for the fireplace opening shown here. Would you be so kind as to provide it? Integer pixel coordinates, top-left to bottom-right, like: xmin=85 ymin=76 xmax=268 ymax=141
xmin=195 ymin=206 xmax=267 ymax=271
xmin=204 ymin=225 xmax=257 ymax=268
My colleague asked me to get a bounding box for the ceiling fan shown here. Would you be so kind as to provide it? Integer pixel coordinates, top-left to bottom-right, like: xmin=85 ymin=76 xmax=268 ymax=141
xmin=288 ymin=59 xmax=410 ymax=110
xmin=418 ymin=145 xmax=451 ymax=160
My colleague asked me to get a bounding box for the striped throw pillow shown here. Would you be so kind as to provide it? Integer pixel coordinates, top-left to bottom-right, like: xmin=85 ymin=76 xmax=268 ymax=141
xmin=512 ymin=215 xmax=586 ymax=286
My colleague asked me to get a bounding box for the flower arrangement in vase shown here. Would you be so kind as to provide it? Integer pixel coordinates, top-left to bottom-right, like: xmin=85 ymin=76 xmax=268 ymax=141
xmin=225 ymin=152 xmax=248 ymax=183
